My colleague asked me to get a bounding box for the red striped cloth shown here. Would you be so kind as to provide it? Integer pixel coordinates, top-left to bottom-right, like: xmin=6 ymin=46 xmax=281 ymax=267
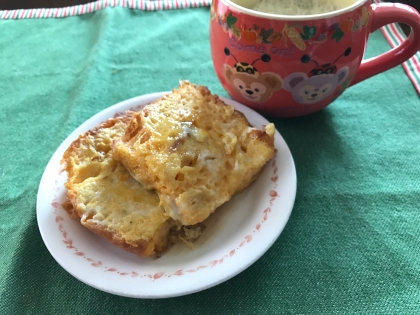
xmin=376 ymin=0 xmax=420 ymax=94
xmin=0 ymin=0 xmax=211 ymax=18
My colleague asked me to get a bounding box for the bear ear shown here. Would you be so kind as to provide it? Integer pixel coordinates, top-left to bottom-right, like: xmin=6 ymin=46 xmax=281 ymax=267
xmin=223 ymin=64 xmax=234 ymax=81
xmin=258 ymin=72 xmax=283 ymax=91
xmin=283 ymin=73 xmax=308 ymax=92
xmin=336 ymin=66 xmax=349 ymax=85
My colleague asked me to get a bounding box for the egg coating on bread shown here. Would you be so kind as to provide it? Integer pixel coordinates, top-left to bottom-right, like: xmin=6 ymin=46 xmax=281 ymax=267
xmin=61 ymin=116 xmax=179 ymax=257
xmin=112 ymin=81 xmax=275 ymax=226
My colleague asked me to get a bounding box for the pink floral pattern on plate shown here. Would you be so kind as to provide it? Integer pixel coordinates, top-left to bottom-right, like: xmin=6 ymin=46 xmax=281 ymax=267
xmin=51 ymin=141 xmax=279 ymax=280
xmin=38 ymin=93 xmax=296 ymax=298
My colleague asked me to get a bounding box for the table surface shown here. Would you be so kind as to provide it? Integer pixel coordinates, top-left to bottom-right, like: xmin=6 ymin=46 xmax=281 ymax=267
xmin=0 ymin=2 xmax=419 ymax=314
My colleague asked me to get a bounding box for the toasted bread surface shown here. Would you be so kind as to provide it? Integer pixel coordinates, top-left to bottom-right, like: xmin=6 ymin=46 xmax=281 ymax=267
xmin=61 ymin=116 xmax=179 ymax=257
xmin=112 ymin=81 xmax=275 ymax=225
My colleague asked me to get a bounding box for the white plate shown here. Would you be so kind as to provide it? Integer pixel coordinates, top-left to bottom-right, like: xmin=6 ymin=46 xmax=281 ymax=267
xmin=37 ymin=92 xmax=296 ymax=299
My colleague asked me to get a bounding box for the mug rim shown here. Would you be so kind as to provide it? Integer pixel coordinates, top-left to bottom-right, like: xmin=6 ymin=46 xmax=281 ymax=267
xmin=218 ymin=0 xmax=368 ymax=21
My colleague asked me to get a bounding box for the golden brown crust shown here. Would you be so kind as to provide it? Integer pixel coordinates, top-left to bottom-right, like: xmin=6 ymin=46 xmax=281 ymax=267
xmin=61 ymin=113 xmax=204 ymax=258
xmin=61 ymin=115 xmax=180 ymax=258
xmin=61 ymin=195 xmax=187 ymax=258
xmin=248 ymin=125 xmax=275 ymax=147
xmin=80 ymin=218 xmax=176 ymax=257
xmin=61 ymin=115 xmax=133 ymax=186
xmin=61 ymin=198 xmax=79 ymax=220
xmin=61 ymin=197 xmax=164 ymax=256
xmin=112 ymin=81 xmax=276 ymax=226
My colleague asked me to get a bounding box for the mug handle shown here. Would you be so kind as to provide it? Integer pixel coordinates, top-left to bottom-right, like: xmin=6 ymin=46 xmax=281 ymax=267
xmin=351 ymin=3 xmax=420 ymax=86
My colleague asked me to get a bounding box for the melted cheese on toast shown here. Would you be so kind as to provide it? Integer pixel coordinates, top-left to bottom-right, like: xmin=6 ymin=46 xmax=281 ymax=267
xmin=112 ymin=81 xmax=275 ymax=225
xmin=62 ymin=116 xmax=181 ymax=257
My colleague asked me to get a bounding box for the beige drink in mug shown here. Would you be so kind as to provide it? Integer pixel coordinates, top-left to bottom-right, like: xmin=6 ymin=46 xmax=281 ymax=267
xmin=236 ymin=0 xmax=360 ymax=15
xmin=210 ymin=0 xmax=420 ymax=117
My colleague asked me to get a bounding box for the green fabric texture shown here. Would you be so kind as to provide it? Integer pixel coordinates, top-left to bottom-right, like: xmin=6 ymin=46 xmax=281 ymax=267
xmin=1 ymin=6 xmax=420 ymax=314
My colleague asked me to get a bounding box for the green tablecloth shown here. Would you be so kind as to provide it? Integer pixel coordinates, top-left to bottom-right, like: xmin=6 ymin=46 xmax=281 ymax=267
xmin=1 ymin=6 xmax=420 ymax=314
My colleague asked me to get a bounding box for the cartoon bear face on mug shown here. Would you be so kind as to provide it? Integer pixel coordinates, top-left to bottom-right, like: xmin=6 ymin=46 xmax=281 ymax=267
xmin=283 ymin=47 xmax=352 ymax=105
xmin=223 ymin=65 xmax=283 ymax=103
xmin=222 ymin=48 xmax=283 ymax=103
xmin=283 ymin=67 xmax=349 ymax=105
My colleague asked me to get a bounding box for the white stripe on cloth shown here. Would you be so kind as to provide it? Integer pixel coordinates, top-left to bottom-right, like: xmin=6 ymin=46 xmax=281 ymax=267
xmin=0 ymin=0 xmax=212 ymax=19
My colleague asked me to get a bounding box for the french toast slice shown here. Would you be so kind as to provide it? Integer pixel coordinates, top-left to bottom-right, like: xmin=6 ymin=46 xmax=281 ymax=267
xmin=112 ymin=81 xmax=276 ymax=226
xmin=61 ymin=115 xmax=202 ymax=257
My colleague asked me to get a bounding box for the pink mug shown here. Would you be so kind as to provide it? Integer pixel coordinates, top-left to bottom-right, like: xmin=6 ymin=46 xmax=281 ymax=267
xmin=210 ymin=0 xmax=420 ymax=117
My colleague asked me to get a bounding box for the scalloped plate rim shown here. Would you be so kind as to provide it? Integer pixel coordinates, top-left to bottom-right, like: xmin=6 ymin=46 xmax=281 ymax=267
xmin=36 ymin=91 xmax=297 ymax=299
